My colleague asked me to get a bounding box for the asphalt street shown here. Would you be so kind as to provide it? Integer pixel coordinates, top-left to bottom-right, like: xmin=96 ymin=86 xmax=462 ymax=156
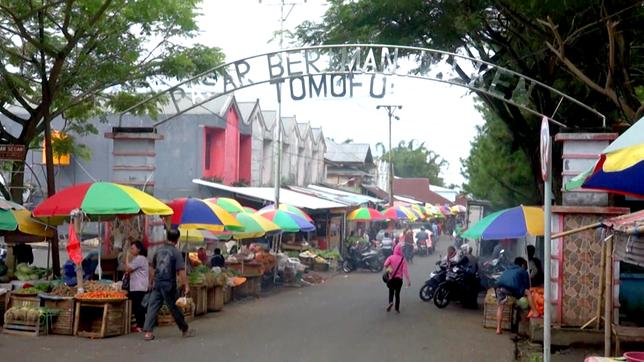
xmin=0 ymin=238 xmax=515 ymax=362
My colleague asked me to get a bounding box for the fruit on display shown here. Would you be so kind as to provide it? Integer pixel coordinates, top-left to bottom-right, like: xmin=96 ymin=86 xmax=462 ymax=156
xmin=82 ymin=280 xmax=116 ymax=292
xmin=76 ymin=291 xmax=127 ymax=300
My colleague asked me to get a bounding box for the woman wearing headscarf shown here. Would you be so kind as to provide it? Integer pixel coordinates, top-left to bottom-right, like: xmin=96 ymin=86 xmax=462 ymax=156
xmin=383 ymin=243 xmax=411 ymax=313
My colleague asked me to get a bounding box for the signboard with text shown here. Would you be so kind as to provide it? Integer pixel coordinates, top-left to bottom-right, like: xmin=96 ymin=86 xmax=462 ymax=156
xmin=0 ymin=144 xmax=26 ymax=161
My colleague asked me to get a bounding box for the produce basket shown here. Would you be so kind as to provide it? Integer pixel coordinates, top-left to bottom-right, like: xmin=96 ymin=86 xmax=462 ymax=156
xmin=227 ymin=262 xmax=264 ymax=277
xmin=41 ymin=295 xmax=75 ymax=335
xmin=74 ymin=299 xmax=129 ymax=338
xmin=233 ymin=276 xmax=261 ymax=299
xmin=206 ymin=286 xmax=224 ymax=312
xmin=2 ymin=318 xmax=48 ymax=337
xmin=223 ymin=286 xmax=232 ymax=304
xmin=189 ymin=284 xmax=207 ymax=316
xmin=483 ymin=289 xmax=514 ymax=331
xmin=157 ymin=299 xmax=194 ymax=326
xmin=9 ymin=294 xmax=40 ymax=309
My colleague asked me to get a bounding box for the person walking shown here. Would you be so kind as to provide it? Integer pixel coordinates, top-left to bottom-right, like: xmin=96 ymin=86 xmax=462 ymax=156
xmin=143 ymin=229 xmax=195 ymax=341
xmin=125 ymin=241 xmax=149 ymax=333
xmin=383 ymin=243 xmax=411 ymax=313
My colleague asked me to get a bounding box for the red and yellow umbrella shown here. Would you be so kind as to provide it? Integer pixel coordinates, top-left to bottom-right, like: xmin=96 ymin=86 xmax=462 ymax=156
xmin=33 ymin=182 xmax=172 ymax=219
xmin=382 ymin=206 xmax=415 ymax=220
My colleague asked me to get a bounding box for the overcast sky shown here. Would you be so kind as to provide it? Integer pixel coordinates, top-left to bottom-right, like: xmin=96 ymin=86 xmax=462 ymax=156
xmin=195 ymin=0 xmax=484 ymax=187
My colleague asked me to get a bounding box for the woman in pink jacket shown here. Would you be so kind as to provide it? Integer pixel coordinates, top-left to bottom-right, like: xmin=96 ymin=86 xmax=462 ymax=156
xmin=383 ymin=243 xmax=411 ymax=313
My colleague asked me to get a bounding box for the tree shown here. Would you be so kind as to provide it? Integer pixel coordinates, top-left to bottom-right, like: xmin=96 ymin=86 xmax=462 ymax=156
xmin=377 ymin=140 xmax=448 ymax=186
xmin=461 ymin=102 xmax=540 ymax=208
xmin=0 ymin=0 xmax=225 ymax=201
xmin=295 ymin=0 xmax=644 ymax=202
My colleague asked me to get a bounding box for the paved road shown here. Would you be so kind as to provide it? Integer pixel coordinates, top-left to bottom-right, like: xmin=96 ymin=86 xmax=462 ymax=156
xmin=0 ymin=238 xmax=514 ymax=362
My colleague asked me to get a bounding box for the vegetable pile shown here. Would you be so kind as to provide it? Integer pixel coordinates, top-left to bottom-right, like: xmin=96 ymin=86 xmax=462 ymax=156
xmin=76 ymin=291 xmax=127 ymax=300
xmin=15 ymin=263 xmax=50 ymax=281
xmin=4 ymin=306 xmax=57 ymax=323
xmin=49 ymin=284 xmax=77 ymax=298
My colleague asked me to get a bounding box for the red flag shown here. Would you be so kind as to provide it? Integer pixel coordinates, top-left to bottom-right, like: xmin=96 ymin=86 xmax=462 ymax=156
xmin=67 ymin=223 xmax=82 ymax=265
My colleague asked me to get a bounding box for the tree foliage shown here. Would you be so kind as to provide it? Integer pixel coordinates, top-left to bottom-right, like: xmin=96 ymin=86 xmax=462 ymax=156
xmin=296 ymin=0 xmax=644 ymax=205
xmin=378 ymin=140 xmax=448 ymax=187
xmin=461 ymin=102 xmax=540 ymax=208
xmin=0 ymin=0 xmax=225 ymax=201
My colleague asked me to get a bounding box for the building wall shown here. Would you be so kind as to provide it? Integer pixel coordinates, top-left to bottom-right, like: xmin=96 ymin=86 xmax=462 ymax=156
xmin=250 ymin=113 xmax=264 ymax=186
xmin=223 ymin=108 xmax=240 ymax=185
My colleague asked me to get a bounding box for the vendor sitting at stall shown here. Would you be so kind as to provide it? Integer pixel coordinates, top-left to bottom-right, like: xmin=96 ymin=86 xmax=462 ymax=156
xmin=495 ymin=257 xmax=540 ymax=335
xmin=210 ymin=248 xmax=225 ymax=268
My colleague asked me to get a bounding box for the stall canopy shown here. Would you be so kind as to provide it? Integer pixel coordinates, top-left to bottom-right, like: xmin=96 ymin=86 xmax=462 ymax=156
xmin=287 ymin=185 xmax=382 ymax=206
xmin=604 ymin=210 xmax=644 ymax=267
xmin=192 ymin=179 xmax=347 ymax=211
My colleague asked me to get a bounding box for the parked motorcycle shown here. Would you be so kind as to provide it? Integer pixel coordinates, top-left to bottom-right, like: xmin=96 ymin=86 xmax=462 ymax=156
xmin=419 ymin=260 xmax=447 ymax=301
xmin=342 ymin=244 xmax=383 ymax=273
xmin=480 ymin=249 xmax=510 ymax=290
xmin=433 ymin=264 xmax=480 ymax=309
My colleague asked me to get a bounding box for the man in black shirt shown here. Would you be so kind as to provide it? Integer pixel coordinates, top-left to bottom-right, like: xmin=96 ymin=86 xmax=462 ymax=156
xmin=143 ymin=229 xmax=194 ymax=340
xmin=210 ymin=248 xmax=225 ymax=268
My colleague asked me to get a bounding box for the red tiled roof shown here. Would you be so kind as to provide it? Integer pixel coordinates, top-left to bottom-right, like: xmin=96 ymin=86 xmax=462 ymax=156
xmin=362 ymin=184 xmax=390 ymax=201
xmin=393 ymin=177 xmax=452 ymax=205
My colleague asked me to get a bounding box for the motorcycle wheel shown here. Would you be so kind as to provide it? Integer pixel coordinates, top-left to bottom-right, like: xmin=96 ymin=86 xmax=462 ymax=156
xmin=369 ymin=261 xmax=383 ymax=273
xmin=419 ymin=284 xmax=433 ymax=301
xmin=342 ymin=260 xmax=353 ymax=273
xmin=433 ymin=285 xmax=451 ymax=308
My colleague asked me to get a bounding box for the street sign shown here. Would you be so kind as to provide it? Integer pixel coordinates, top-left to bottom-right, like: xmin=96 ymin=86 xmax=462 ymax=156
xmin=540 ymin=117 xmax=551 ymax=181
xmin=0 ymin=144 xmax=26 ymax=161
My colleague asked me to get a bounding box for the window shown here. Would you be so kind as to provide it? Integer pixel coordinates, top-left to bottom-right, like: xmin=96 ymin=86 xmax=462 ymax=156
xmin=205 ymin=132 xmax=212 ymax=170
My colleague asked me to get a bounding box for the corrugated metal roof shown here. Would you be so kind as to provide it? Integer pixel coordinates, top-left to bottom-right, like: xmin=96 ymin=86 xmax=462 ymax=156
xmin=325 ymin=141 xmax=372 ymax=164
xmin=307 ymin=184 xmax=384 ymax=204
xmin=237 ymin=101 xmax=257 ymax=122
xmin=193 ymin=179 xmax=348 ymax=210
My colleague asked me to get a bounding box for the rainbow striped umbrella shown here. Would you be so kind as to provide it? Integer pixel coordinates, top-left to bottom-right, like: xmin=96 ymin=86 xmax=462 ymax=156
xmin=347 ymin=207 xmax=385 ymax=222
xmin=243 ymin=206 xmax=257 ymax=213
xmin=462 ymin=205 xmax=543 ymax=240
xmin=256 ymin=209 xmax=315 ymax=233
xmin=401 ymin=206 xmax=422 ymax=220
xmin=565 ymin=116 xmax=643 ymax=198
xmin=233 ymin=212 xmax=281 ymax=239
xmin=382 ymin=206 xmax=414 ymax=220
xmin=205 ymin=197 xmax=246 ymax=213
xmin=33 ymin=182 xmax=173 ymax=219
xmin=259 ymin=204 xmax=313 ymax=221
xmin=168 ymin=197 xmax=243 ymax=232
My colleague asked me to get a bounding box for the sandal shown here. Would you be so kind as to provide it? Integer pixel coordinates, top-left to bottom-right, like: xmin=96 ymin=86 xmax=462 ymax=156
xmin=386 ymin=303 xmax=393 ymax=312
xmin=144 ymin=333 xmax=155 ymax=341
xmin=182 ymin=328 xmax=196 ymax=338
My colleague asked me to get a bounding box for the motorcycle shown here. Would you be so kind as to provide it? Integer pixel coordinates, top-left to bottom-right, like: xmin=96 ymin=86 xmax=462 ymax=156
xmin=419 ymin=260 xmax=447 ymax=301
xmin=480 ymin=249 xmax=510 ymax=290
xmin=342 ymin=244 xmax=383 ymax=273
xmin=416 ymin=239 xmax=429 ymax=257
xmin=433 ymin=264 xmax=480 ymax=309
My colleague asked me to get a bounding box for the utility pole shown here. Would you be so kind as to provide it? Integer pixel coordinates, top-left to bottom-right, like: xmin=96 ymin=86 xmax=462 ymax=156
xmin=261 ymin=0 xmax=307 ymax=208
xmin=376 ymin=105 xmax=402 ymax=207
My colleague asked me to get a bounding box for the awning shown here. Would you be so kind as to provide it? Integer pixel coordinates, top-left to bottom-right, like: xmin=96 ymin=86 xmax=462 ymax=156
xmin=604 ymin=209 xmax=644 ymax=234
xmin=288 ymin=186 xmax=359 ymax=206
xmin=306 ymin=184 xmax=384 ymax=204
xmin=193 ymin=179 xmax=348 ymax=211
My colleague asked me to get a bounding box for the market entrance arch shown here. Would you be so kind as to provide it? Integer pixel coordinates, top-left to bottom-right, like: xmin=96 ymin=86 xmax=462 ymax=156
xmin=119 ymin=44 xmax=605 ymax=128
